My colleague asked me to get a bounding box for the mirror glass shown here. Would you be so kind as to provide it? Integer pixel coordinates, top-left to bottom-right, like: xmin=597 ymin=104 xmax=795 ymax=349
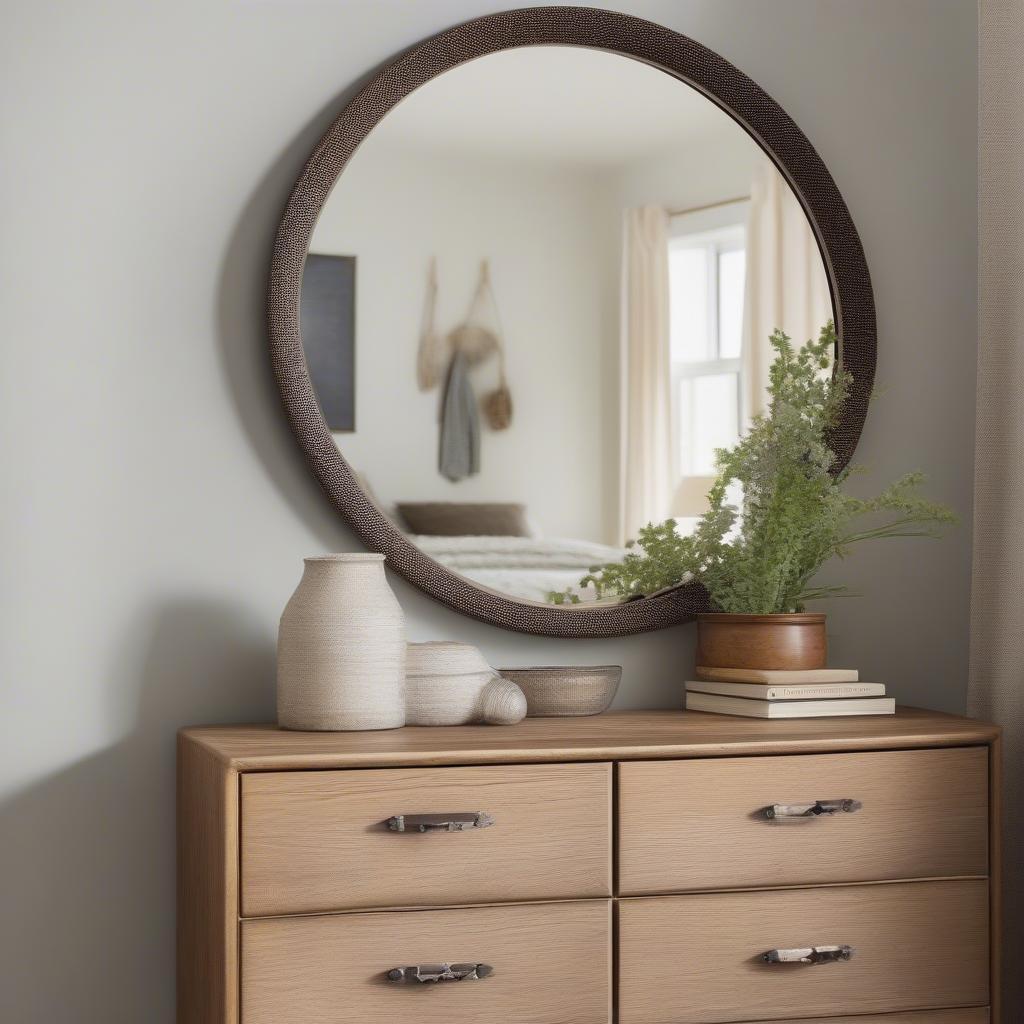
xmin=303 ymin=46 xmax=832 ymax=603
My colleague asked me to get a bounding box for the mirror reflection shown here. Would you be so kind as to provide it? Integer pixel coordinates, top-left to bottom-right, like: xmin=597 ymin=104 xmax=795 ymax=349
xmin=303 ymin=46 xmax=832 ymax=603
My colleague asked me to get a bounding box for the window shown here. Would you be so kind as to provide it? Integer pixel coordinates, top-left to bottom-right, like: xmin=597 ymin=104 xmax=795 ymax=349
xmin=668 ymin=204 xmax=748 ymax=512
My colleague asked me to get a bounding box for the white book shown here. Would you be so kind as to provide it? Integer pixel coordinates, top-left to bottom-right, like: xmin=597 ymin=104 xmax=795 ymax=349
xmin=685 ymin=691 xmax=896 ymax=719
xmin=686 ymin=680 xmax=886 ymax=701
xmin=695 ymin=666 xmax=859 ymax=684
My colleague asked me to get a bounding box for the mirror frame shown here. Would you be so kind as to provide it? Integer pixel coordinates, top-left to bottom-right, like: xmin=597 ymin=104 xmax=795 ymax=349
xmin=268 ymin=6 xmax=876 ymax=637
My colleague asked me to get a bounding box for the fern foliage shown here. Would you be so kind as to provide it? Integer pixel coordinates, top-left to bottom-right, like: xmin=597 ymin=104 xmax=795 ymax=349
xmin=550 ymin=323 xmax=955 ymax=612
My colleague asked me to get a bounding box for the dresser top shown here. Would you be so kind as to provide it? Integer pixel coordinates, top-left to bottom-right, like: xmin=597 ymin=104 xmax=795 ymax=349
xmin=180 ymin=708 xmax=997 ymax=771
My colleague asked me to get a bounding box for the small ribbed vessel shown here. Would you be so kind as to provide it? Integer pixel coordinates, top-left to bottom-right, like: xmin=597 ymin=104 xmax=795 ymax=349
xmin=405 ymin=641 xmax=498 ymax=726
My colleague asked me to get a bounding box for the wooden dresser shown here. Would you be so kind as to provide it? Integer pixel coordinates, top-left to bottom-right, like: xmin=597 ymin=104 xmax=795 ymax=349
xmin=178 ymin=708 xmax=1000 ymax=1024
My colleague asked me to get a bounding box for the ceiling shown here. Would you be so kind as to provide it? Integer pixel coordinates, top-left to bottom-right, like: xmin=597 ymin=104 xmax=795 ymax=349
xmin=365 ymin=45 xmax=753 ymax=168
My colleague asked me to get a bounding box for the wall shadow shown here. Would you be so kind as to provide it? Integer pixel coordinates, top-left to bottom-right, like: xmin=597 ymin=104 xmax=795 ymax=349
xmin=213 ymin=73 xmax=386 ymax=553
xmin=0 ymin=599 xmax=275 ymax=1022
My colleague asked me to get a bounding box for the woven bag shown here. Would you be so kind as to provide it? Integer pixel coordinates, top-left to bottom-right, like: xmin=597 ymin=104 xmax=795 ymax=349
xmin=448 ymin=261 xmax=514 ymax=430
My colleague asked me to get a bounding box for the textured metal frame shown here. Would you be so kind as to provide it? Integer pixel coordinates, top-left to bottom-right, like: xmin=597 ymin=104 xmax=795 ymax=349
xmin=267 ymin=6 xmax=877 ymax=638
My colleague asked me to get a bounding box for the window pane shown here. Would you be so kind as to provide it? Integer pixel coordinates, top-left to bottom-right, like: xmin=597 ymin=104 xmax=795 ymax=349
xmin=690 ymin=372 xmax=740 ymax=476
xmin=669 ymin=246 xmax=709 ymax=363
xmin=677 ymin=377 xmax=693 ymax=476
xmin=718 ymin=248 xmax=746 ymax=359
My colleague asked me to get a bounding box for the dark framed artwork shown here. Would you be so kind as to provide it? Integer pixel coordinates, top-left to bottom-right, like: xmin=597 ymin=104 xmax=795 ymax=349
xmin=299 ymin=253 xmax=356 ymax=431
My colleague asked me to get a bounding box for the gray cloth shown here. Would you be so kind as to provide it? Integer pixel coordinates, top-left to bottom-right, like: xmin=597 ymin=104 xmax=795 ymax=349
xmin=439 ymin=351 xmax=480 ymax=482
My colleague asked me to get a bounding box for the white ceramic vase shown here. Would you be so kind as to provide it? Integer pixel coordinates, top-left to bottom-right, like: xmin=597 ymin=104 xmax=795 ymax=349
xmin=277 ymin=554 xmax=406 ymax=731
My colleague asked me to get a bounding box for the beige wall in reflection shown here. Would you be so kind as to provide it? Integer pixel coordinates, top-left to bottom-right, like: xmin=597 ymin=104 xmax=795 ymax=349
xmin=314 ymin=145 xmax=621 ymax=543
xmin=311 ymin=104 xmax=762 ymax=547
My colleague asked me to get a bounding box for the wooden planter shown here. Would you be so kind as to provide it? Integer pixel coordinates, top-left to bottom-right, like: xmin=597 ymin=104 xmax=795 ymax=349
xmin=696 ymin=613 xmax=827 ymax=671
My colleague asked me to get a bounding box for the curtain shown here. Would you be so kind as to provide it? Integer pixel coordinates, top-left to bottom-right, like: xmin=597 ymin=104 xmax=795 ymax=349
xmin=741 ymin=158 xmax=832 ymax=421
xmin=971 ymin=1 xmax=1024 ymax=1015
xmin=620 ymin=206 xmax=672 ymax=544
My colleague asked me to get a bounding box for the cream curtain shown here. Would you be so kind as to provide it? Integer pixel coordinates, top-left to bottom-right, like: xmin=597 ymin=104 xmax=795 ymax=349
xmin=741 ymin=158 xmax=832 ymax=421
xmin=971 ymin=1 xmax=1024 ymax=1015
xmin=620 ymin=206 xmax=672 ymax=544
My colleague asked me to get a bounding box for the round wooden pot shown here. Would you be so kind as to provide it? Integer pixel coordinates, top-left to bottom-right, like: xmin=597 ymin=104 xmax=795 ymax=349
xmin=695 ymin=613 xmax=827 ymax=671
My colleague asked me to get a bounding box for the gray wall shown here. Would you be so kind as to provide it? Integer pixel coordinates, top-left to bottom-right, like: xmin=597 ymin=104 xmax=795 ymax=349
xmin=0 ymin=1 xmax=977 ymax=1019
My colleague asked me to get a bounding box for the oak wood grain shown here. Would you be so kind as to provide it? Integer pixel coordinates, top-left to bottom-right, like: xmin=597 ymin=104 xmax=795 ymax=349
xmin=618 ymin=879 xmax=989 ymax=1023
xmin=177 ymin=733 xmax=239 ymax=1024
xmin=619 ymin=747 xmax=988 ymax=893
xmin=181 ymin=708 xmax=999 ymax=772
xmin=241 ymin=900 xmax=611 ymax=1024
xmin=240 ymin=763 xmax=611 ymax=916
xmin=177 ymin=709 xmax=1001 ymax=1023
xmin=748 ymin=1012 xmax=988 ymax=1024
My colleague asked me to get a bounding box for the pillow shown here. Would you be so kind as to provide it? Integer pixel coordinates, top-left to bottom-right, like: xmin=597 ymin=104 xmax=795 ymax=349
xmin=397 ymin=502 xmax=533 ymax=537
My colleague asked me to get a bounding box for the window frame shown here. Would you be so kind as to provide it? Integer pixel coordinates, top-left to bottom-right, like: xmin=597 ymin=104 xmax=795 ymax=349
xmin=668 ymin=201 xmax=750 ymax=512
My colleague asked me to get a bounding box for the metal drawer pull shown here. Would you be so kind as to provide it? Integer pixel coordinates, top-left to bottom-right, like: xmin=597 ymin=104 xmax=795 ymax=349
xmin=763 ymin=945 xmax=854 ymax=965
xmin=763 ymin=798 xmax=862 ymax=819
xmin=387 ymin=963 xmax=494 ymax=984
xmin=386 ymin=812 xmax=495 ymax=833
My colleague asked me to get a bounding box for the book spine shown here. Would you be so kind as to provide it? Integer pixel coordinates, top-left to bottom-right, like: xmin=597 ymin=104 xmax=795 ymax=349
xmin=766 ymin=685 xmax=882 ymax=700
xmin=686 ymin=682 xmax=884 ymax=700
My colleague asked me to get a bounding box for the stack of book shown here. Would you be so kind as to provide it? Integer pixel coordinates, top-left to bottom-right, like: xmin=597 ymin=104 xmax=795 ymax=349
xmin=685 ymin=666 xmax=895 ymax=718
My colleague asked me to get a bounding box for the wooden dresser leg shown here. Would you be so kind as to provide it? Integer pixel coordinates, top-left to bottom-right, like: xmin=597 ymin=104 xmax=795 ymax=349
xmin=177 ymin=733 xmax=239 ymax=1024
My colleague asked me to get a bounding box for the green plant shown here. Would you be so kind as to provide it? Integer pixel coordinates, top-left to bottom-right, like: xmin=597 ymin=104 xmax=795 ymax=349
xmin=550 ymin=322 xmax=955 ymax=613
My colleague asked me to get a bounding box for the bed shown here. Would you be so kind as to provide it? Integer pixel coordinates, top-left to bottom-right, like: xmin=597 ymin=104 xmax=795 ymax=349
xmin=409 ymin=534 xmax=626 ymax=603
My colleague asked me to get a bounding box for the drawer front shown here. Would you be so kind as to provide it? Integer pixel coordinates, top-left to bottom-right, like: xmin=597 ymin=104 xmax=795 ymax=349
xmin=619 ymin=747 xmax=987 ymax=894
xmin=241 ymin=762 xmax=611 ymax=915
xmin=241 ymin=900 xmax=611 ymax=1024
xmin=618 ymin=879 xmax=989 ymax=1024
xmin=752 ymin=1012 xmax=989 ymax=1024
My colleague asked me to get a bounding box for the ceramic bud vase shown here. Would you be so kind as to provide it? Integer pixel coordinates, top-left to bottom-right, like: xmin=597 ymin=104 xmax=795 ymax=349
xmin=277 ymin=554 xmax=406 ymax=731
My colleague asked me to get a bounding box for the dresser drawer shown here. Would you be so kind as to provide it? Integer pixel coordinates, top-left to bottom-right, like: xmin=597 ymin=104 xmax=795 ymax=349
xmin=241 ymin=899 xmax=611 ymax=1024
xmin=618 ymin=879 xmax=989 ymax=1023
xmin=619 ymin=747 xmax=988 ymax=894
xmin=240 ymin=762 xmax=611 ymax=915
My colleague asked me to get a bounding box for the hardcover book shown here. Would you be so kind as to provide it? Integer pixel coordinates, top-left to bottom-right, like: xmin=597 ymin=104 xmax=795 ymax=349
xmin=685 ymin=691 xmax=896 ymax=719
xmin=694 ymin=666 xmax=860 ymax=685
xmin=686 ymin=680 xmax=885 ymax=701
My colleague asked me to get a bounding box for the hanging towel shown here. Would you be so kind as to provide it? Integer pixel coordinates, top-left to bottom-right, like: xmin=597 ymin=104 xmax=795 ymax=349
xmin=416 ymin=257 xmax=444 ymax=391
xmin=439 ymin=351 xmax=480 ymax=482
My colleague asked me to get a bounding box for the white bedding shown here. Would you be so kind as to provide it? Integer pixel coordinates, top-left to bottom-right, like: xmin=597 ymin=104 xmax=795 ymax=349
xmin=409 ymin=534 xmax=625 ymax=603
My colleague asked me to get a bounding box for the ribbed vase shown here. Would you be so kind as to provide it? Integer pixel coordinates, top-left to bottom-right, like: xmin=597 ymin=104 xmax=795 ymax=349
xmin=277 ymin=554 xmax=406 ymax=731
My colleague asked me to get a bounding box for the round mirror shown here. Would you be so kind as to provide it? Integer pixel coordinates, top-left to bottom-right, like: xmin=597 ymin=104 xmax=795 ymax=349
xmin=269 ymin=8 xmax=875 ymax=636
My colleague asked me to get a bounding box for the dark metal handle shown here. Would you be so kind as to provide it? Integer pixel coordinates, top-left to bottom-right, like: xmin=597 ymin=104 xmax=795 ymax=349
xmin=763 ymin=945 xmax=854 ymax=965
xmin=763 ymin=799 xmax=862 ymax=819
xmin=386 ymin=963 xmax=494 ymax=984
xmin=386 ymin=812 xmax=495 ymax=833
